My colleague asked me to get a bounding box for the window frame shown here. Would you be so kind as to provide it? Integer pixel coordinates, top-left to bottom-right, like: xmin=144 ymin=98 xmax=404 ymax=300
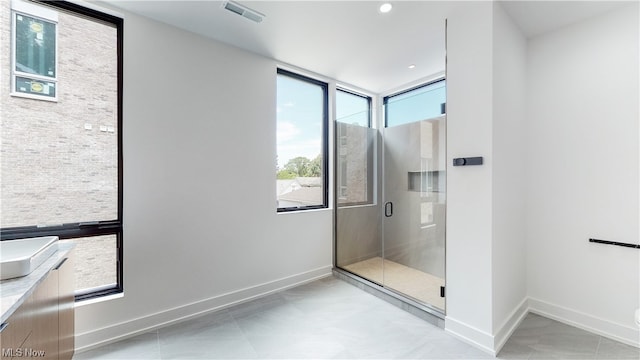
xmin=335 ymin=88 xmax=374 ymax=207
xmin=383 ymin=78 xmax=446 ymax=128
xmin=336 ymin=88 xmax=372 ymax=128
xmin=1 ymin=0 xmax=124 ymax=302
xmin=276 ymin=68 xmax=329 ymax=212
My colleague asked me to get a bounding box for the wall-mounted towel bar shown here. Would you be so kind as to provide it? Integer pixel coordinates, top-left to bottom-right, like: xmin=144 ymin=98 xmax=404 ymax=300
xmin=589 ymin=238 xmax=640 ymax=249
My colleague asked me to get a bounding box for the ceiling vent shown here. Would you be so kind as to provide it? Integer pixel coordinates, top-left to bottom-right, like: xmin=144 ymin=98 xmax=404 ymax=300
xmin=222 ymin=1 xmax=265 ymax=23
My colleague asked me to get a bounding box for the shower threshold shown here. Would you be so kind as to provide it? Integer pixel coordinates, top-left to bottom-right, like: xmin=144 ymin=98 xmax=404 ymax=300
xmin=343 ymin=257 xmax=445 ymax=310
xmin=333 ymin=267 xmax=445 ymax=329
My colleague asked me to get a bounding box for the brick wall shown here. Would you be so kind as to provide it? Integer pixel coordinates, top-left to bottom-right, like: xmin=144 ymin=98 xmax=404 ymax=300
xmin=1 ymin=2 xmax=118 ymax=290
xmin=337 ymin=122 xmax=373 ymax=205
xmin=1 ymin=2 xmax=118 ymax=227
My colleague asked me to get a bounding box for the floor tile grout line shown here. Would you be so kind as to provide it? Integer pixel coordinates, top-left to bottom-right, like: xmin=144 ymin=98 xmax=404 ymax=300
xmin=155 ymin=329 xmax=161 ymax=360
xmin=228 ymin=305 xmax=263 ymax=358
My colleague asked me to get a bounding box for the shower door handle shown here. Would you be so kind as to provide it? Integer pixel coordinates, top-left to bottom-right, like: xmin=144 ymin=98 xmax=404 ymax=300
xmin=384 ymin=202 xmax=393 ymax=217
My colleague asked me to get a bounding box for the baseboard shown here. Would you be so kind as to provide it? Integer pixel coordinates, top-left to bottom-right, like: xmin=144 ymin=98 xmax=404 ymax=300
xmin=445 ymin=316 xmax=497 ymax=356
xmin=493 ymin=297 xmax=529 ymax=353
xmin=445 ymin=297 xmax=528 ymax=356
xmin=528 ymin=297 xmax=640 ymax=348
xmin=446 ymin=297 xmax=640 ymax=355
xmin=74 ymin=265 xmax=333 ymax=353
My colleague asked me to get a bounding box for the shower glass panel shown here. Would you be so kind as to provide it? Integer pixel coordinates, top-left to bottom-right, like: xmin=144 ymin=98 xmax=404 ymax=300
xmin=382 ymin=81 xmax=446 ymax=311
xmin=335 ymin=90 xmax=381 ymax=284
xmin=382 ymin=115 xmax=446 ymax=311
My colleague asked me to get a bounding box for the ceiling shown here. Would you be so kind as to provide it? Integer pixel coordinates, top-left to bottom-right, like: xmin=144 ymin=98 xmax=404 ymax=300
xmin=101 ymin=0 xmax=631 ymax=94
xmin=500 ymin=0 xmax=630 ymax=38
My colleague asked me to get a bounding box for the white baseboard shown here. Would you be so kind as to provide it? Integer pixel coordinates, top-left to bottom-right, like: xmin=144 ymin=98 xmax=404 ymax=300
xmin=75 ymin=265 xmax=333 ymax=353
xmin=446 ymin=296 xmax=640 ymax=355
xmin=444 ymin=297 xmax=528 ymax=356
xmin=445 ymin=316 xmax=497 ymax=356
xmin=528 ymin=297 xmax=640 ymax=348
xmin=493 ymin=297 xmax=529 ymax=353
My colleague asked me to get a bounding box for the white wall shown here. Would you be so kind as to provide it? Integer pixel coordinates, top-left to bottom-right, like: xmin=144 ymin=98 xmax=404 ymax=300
xmin=444 ymin=1 xmax=496 ymax=352
xmin=526 ymin=3 xmax=640 ymax=346
xmin=448 ymin=3 xmax=639 ymax=352
xmin=445 ymin=3 xmax=530 ymax=354
xmin=72 ymin=1 xmax=640 ymax=354
xmin=74 ymin=10 xmax=333 ymax=350
xmin=491 ymin=1 xmax=528 ymax=351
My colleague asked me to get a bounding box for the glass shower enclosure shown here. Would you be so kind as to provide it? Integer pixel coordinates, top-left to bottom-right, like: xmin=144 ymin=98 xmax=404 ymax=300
xmin=335 ymin=80 xmax=446 ymax=314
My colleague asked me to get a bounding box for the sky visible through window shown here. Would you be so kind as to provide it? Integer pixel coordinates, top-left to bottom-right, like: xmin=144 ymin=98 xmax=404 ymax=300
xmin=276 ymin=77 xmax=445 ymax=169
xmin=386 ymin=80 xmax=446 ymax=127
xmin=276 ymin=74 xmax=324 ymax=169
xmin=336 ymin=90 xmax=369 ymax=127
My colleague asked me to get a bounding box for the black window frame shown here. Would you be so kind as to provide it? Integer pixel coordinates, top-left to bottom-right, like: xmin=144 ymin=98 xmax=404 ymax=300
xmin=1 ymin=0 xmax=124 ymax=302
xmin=336 ymin=88 xmax=372 ymax=128
xmin=335 ymin=88 xmax=374 ymax=207
xmin=276 ymin=68 xmax=329 ymax=212
xmin=383 ymin=78 xmax=446 ymax=128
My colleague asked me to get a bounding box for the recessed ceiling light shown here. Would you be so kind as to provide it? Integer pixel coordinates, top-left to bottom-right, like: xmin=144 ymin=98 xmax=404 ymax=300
xmin=379 ymin=3 xmax=393 ymax=13
xmin=408 ymin=64 xmax=416 ymax=69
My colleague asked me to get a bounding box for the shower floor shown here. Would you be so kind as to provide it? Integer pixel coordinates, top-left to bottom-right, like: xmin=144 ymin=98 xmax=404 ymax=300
xmin=342 ymin=257 xmax=445 ymax=311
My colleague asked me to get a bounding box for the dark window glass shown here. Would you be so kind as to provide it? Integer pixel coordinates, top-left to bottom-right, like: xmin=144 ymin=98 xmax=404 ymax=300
xmin=15 ymin=76 xmax=56 ymax=97
xmin=15 ymin=13 xmax=56 ymax=78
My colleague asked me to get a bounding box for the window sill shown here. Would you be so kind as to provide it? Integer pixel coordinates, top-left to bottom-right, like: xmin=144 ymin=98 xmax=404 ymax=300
xmin=10 ymin=92 xmax=58 ymax=102
xmin=75 ymin=291 xmax=124 ymax=307
xmin=277 ymin=207 xmax=332 ymax=215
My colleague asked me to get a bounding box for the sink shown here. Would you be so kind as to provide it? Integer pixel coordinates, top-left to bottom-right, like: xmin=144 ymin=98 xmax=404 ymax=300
xmin=1 ymin=236 xmax=59 ymax=280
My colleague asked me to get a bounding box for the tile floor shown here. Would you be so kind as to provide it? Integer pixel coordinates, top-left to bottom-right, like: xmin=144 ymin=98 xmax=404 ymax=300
xmin=73 ymin=276 xmax=640 ymax=359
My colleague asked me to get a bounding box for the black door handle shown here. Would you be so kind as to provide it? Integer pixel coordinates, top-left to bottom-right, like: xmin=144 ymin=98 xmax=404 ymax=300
xmin=384 ymin=202 xmax=393 ymax=217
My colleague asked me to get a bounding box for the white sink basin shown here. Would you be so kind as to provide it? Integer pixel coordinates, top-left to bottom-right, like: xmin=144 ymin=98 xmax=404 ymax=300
xmin=1 ymin=236 xmax=59 ymax=280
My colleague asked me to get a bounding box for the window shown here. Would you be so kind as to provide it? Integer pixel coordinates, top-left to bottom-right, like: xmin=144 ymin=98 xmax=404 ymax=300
xmin=1 ymin=0 xmax=123 ymax=301
xmin=276 ymin=69 xmax=328 ymax=211
xmin=384 ymin=79 xmax=446 ymax=127
xmin=336 ymin=89 xmax=370 ymax=127
xmin=11 ymin=0 xmax=58 ymax=100
xmin=335 ymin=89 xmax=374 ymax=206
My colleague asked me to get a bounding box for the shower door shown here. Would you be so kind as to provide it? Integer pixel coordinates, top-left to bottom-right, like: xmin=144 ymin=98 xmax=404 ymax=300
xmin=382 ymin=115 xmax=446 ymax=312
xmin=335 ymin=80 xmax=446 ymax=314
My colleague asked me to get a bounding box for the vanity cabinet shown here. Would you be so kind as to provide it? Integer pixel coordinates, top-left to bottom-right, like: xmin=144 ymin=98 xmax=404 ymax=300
xmin=0 ymin=296 xmax=33 ymax=358
xmin=0 ymin=250 xmax=74 ymax=360
xmin=56 ymin=254 xmax=74 ymax=360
